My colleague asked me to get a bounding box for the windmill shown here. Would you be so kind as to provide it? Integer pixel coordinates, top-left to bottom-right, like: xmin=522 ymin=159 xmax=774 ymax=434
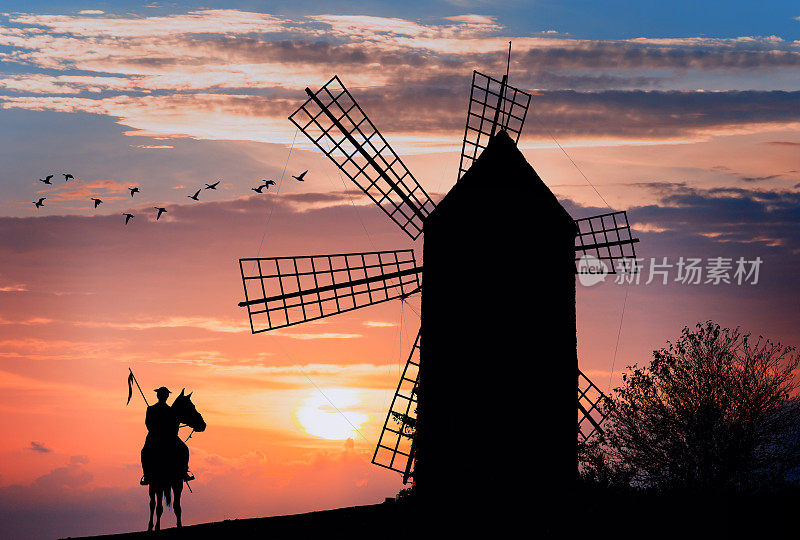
xmin=237 ymin=71 xmax=638 ymax=510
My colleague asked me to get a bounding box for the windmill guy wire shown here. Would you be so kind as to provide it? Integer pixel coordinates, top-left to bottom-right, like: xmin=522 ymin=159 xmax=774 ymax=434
xmin=396 ymin=300 xmax=405 ymax=379
xmin=257 ymin=128 xmax=298 ymax=257
xmin=266 ymin=334 xmax=370 ymax=443
xmin=609 ymin=280 xmax=631 ymax=392
xmin=384 ymin=300 xmax=404 ymax=408
xmin=533 ymin=116 xmax=612 ymax=210
xmin=319 ymin=136 xmax=377 ymax=252
xmin=531 ymin=112 xmax=630 ymax=390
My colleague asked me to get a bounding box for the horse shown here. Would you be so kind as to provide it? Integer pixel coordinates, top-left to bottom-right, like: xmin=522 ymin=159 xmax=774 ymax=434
xmin=147 ymin=389 xmax=206 ymax=532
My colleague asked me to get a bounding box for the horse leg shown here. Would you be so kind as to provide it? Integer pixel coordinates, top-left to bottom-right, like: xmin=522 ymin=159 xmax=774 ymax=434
xmin=174 ymin=481 xmax=183 ymax=528
xmin=148 ymin=486 xmax=155 ymax=532
xmin=155 ymin=489 xmax=163 ymax=531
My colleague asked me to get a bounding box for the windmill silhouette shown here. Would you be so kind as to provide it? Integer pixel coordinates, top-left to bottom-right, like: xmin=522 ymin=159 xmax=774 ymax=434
xmin=238 ymin=72 xmax=639 ymax=511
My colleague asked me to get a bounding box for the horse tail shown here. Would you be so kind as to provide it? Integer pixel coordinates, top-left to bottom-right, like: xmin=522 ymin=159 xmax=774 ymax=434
xmin=165 ymin=486 xmax=172 ymax=508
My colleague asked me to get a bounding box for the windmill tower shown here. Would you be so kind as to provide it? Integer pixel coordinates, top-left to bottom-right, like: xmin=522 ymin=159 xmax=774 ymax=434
xmin=238 ymin=71 xmax=638 ymax=514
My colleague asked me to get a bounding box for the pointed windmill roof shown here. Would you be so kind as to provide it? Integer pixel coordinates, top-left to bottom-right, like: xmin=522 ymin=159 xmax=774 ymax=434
xmin=427 ymin=130 xmax=574 ymax=232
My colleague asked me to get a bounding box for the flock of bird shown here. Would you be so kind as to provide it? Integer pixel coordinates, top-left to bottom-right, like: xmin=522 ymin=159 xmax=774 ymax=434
xmin=30 ymin=170 xmax=310 ymax=224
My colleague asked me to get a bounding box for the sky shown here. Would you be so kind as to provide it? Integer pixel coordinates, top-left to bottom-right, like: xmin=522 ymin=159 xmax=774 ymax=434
xmin=1 ymin=2 xmax=800 ymax=538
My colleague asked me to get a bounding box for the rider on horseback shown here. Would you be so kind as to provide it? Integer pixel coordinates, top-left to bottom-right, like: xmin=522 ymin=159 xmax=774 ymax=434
xmin=140 ymin=387 xmax=193 ymax=485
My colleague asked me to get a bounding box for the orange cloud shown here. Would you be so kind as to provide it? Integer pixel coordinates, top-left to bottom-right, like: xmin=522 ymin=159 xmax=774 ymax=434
xmin=8 ymin=10 xmax=286 ymax=38
xmin=39 ymin=179 xmax=130 ymax=202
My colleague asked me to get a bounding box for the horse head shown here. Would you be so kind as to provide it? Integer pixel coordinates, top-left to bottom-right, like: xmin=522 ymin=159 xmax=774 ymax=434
xmin=172 ymin=389 xmax=206 ymax=432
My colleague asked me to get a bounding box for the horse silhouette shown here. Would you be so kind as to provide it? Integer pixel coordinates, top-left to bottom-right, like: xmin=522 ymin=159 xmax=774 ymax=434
xmin=146 ymin=389 xmax=206 ymax=531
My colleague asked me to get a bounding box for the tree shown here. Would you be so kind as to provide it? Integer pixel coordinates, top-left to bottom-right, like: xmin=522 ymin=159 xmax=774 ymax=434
xmin=602 ymin=321 xmax=800 ymax=492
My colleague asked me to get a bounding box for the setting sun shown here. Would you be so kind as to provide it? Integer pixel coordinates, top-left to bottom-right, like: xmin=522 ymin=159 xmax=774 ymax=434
xmin=293 ymin=388 xmax=369 ymax=440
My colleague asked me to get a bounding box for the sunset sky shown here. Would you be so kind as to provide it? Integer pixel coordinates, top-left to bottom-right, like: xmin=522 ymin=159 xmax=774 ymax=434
xmin=1 ymin=2 xmax=800 ymax=538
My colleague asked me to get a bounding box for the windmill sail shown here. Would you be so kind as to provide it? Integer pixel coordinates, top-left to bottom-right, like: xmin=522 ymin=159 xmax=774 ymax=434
xmin=238 ymin=250 xmax=421 ymax=333
xmin=372 ymin=329 xmax=420 ymax=483
xmin=289 ymin=76 xmax=436 ymax=240
xmin=574 ymin=210 xmax=640 ymax=274
xmin=458 ymin=70 xmax=532 ymax=180
xmin=578 ymin=369 xmax=608 ymax=441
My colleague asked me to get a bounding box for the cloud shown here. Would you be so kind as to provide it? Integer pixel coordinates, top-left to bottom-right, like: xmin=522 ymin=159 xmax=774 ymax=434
xmin=517 ymin=40 xmax=800 ymax=71
xmin=271 ymin=332 xmax=363 ymax=340
xmin=7 ymin=10 xmax=286 ymax=38
xmin=309 ymin=14 xmax=501 ymax=43
xmin=77 ymin=317 xmax=251 ymax=333
xmin=741 ymin=174 xmax=782 ymax=183
xmin=4 ymin=86 xmax=798 ymax=144
xmin=1 ymin=10 xmax=799 ymax=145
xmin=630 ymin=184 xmax=800 ymax=250
xmin=28 ymin=441 xmax=52 ymax=453
xmin=363 ymin=321 xmax=396 ymax=327
xmin=0 ymin=283 xmax=27 ymax=292
xmin=0 ymin=446 xmax=400 ymax=540
xmin=0 ymin=74 xmax=132 ymax=95
xmin=0 ymin=316 xmax=52 ymax=325
xmin=40 ymin=179 xmax=130 ymax=202
xmin=528 ymin=89 xmax=800 ymax=139
xmin=443 ymin=14 xmax=497 ymax=25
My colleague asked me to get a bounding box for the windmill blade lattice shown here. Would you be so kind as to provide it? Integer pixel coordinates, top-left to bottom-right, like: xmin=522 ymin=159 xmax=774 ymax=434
xmin=372 ymin=329 xmax=420 ymax=483
xmin=289 ymin=76 xmax=436 ymax=240
xmin=239 ymin=250 xmax=421 ymax=333
xmin=574 ymin=210 xmax=640 ymax=274
xmin=578 ymin=369 xmax=608 ymax=441
xmin=458 ymin=70 xmax=532 ymax=180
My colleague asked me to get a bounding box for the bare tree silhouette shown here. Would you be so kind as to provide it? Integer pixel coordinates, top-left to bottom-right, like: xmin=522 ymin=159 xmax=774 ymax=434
xmin=598 ymin=321 xmax=800 ymax=492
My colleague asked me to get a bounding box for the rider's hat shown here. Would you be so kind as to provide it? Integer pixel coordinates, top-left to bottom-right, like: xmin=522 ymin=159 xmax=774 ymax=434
xmin=154 ymin=386 xmax=171 ymax=398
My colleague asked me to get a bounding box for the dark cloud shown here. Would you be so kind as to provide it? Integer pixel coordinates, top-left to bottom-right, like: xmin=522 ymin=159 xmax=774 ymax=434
xmin=528 ymin=90 xmax=800 ymax=138
xmin=517 ymin=42 xmax=800 ymax=71
xmin=631 ymin=184 xmax=800 ymax=250
xmin=174 ymin=80 xmax=799 ymax=140
xmin=184 ymin=37 xmax=800 ymax=73
xmin=28 ymin=441 xmax=52 ymax=453
xmin=34 ymin=455 xmax=92 ymax=489
xmin=322 ymin=85 xmax=800 ymax=139
xmin=190 ymin=38 xmax=435 ymax=68
xmin=280 ymin=191 xmax=365 ymax=204
xmin=0 ymin=447 xmax=398 ymax=540
xmin=741 ymin=174 xmax=783 ymax=183
xmin=765 ymin=141 xmax=800 ymax=146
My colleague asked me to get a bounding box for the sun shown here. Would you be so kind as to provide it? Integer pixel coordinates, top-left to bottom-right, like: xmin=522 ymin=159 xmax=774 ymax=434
xmin=293 ymin=388 xmax=368 ymax=440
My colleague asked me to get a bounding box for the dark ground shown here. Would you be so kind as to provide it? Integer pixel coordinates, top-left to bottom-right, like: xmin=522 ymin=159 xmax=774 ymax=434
xmin=60 ymin=488 xmax=800 ymax=539
xmin=60 ymin=501 xmax=418 ymax=540
xmin=579 ymin=485 xmax=800 ymax=538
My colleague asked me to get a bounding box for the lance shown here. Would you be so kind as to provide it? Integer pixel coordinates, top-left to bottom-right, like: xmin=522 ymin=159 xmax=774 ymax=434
xmin=128 ymin=367 xmax=149 ymax=407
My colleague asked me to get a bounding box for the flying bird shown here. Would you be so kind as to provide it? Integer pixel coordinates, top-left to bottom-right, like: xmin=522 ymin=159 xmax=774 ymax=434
xmin=128 ymin=187 xmax=139 ymax=197
xmin=154 ymin=207 xmax=167 ymax=220
xmin=39 ymin=177 xmax=52 ymax=185
xmin=251 ymin=184 xmax=268 ymax=193
xmin=91 ymin=198 xmax=103 ymax=208
xmin=33 ymin=197 xmax=46 ymax=208
xmin=123 ymin=213 xmax=134 ymax=224
xmin=44 ymin=174 xmax=54 ymax=182
xmin=188 ymin=189 xmax=201 ymax=201
xmin=63 ymin=173 xmax=74 ymax=181
xmin=204 ymin=181 xmax=220 ymax=190
xmin=292 ymin=170 xmax=308 ymax=182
